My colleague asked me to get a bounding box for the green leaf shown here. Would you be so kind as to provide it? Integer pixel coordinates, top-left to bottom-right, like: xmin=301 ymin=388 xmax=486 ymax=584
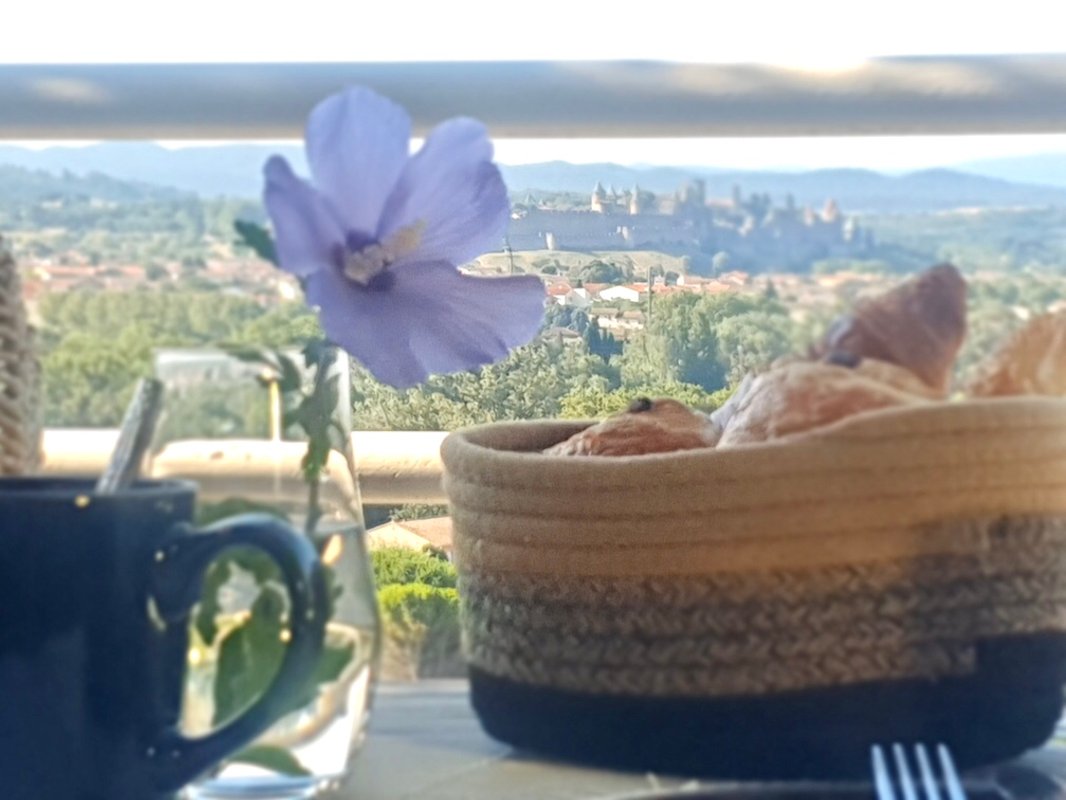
xmin=301 ymin=434 xmax=330 ymax=484
xmin=278 ymin=636 xmax=358 ymax=717
xmin=234 ymin=220 xmax=279 ymax=266
xmin=275 ymin=353 xmax=304 ymax=395
xmin=327 ymin=418 xmax=351 ymax=454
xmin=314 ymin=639 xmax=356 ymax=687
xmin=302 ymin=340 xmax=330 ymax=370
xmin=193 ymin=560 xmax=226 ymax=644
xmin=212 ymin=585 xmax=288 ymax=727
xmin=230 ymin=745 xmax=311 ymax=777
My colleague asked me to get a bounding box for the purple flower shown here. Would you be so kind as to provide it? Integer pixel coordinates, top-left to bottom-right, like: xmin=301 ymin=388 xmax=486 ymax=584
xmin=263 ymin=86 xmax=545 ymax=388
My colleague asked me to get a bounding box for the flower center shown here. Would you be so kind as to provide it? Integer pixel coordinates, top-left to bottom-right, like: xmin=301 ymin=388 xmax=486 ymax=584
xmin=341 ymin=221 xmax=424 ymax=287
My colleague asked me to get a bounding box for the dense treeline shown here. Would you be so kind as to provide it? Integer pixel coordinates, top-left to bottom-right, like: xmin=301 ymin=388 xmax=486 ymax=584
xmin=859 ymin=208 xmax=1066 ymax=273
xmin=37 ymin=288 xmax=800 ymax=430
xmin=39 ymin=293 xmax=317 ymax=426
xmin=35 ymin=270 xmax=1066 ymax=430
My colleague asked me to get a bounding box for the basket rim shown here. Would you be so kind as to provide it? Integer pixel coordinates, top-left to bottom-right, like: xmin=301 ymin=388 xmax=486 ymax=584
xmin=442 ymin=395 xmax=1066 ymax=478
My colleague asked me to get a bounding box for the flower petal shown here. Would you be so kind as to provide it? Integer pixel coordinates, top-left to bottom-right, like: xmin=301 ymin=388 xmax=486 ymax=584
xmin=378 ymin=118 xmax=509 ymax=267
xmin=305 ymin=86 xmax=411 ymax=235
xmin=305 ymin=265 xmax=427 ymax=388
xmin=305 ymin=260 xmax=545 ymax=389
xmin=263 ymin=156 xmax=344 ymax=277
xmin=404 ymin=266 xmax=545 ymax=377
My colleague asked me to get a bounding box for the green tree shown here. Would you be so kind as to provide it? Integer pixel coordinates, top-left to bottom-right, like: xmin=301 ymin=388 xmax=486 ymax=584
xmin=583 ymin=324 xmax=622 ymax=362
xmin=618 ymin=293 xmax=785 ymax=392
xmin=37 ymin=292 xmax=322 ymax=427
xmin=715 ymin=310 xmax=797 ymax=386
xmin=351 ymin=340 xmax=614 ymax=431
xmin=42 ymin=330 xmax=152 ymax=426
xmin=578 ymin=259 xmax=626 ymax=284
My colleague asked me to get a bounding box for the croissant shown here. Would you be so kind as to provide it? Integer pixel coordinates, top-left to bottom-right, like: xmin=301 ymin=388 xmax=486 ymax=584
xmin=967 ymin=310 xmax=1066 ymax=397
xmin=811 ymin=263 xmax=967 ymax=395
xmin=545 ymin=397 xmax=720 ymax=456
xmin=717 ymin=360 xmax=929 ymax=447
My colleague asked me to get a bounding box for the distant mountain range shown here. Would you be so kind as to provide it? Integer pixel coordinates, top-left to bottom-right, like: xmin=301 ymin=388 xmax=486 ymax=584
xmin=4 ymin=143 xmax=1066 ymax=214
xmin=0 ymin=143 xmax=299 ymax=200
xmin=955 ymin=153 xmax=1066 ymax=189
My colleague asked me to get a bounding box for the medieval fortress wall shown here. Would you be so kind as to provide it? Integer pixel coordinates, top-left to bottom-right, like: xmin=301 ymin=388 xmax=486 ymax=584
xmin=506 ymin=180 xmax=874 ymax=271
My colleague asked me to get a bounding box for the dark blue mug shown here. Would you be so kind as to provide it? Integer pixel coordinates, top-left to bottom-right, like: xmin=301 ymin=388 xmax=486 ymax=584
xmin=0 ymin=477 xmax=329 ymax=800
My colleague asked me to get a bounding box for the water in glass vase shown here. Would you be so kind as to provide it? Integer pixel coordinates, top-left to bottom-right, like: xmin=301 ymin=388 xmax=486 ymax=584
xmin=183 ymin=626 xmax=377 ymax=799
xmin=180 ymin=525 xmax=380 ymax=799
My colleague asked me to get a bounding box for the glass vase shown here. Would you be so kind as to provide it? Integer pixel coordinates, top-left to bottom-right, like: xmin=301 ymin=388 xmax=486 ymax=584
xmin=150 ymin=346 xmax=381 ymax=798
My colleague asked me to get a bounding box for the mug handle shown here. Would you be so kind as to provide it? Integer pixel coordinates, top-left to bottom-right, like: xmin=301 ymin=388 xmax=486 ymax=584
xmin=146 ymin=513 xmax=328 ymax=793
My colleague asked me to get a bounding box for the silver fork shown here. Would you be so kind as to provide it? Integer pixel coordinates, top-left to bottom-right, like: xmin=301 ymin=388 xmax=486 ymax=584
xmin=871 ymin=743 xmax=968 ymax=800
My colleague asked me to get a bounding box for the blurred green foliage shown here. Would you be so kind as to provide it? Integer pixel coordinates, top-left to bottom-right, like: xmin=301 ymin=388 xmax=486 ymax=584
xmin=377 ymin=583 xmax=462 ymax=680
xmin=371 ymin=546 xmax=457 ymax=590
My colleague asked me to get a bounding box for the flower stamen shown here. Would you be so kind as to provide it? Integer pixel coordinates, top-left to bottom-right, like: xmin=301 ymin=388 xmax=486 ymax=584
xmin=342 ymin=221 xmax=425 ymax=286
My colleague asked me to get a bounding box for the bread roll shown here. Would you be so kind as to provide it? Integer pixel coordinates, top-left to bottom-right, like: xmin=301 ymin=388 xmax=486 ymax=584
xmin=717 ymin=361 xmax=928 ymax=447
xmin=545 ymin=397 xmax=720 ymax=456
xmin=967 ymin=310 xmax=1066 ymax=397
xmin=812 ymin=263 xmax=966 ymax=395
xmin=853 ymin=357 xmax=943 ymax=399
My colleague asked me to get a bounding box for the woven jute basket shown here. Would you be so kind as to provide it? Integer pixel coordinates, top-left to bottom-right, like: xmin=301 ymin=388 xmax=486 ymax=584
xmin=0 ymin=237 xmax=40 ymax=476
xmin=441 ymin=397 xmax=1066 ymax=779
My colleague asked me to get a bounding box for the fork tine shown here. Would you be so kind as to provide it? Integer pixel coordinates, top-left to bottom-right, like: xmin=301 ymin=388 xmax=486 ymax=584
xmin=937 ymin=744 xmax=967 ymax=800
xmin=872 ymin=745 xmax=898 ymax=800
xmin=914 ymin=743 xmax=943 ymax=800
xmin=892 ymin=743 xmax=919 ymax=800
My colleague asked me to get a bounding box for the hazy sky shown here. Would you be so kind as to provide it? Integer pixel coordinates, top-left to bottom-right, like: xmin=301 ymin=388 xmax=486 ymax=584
xmin=8 ymin=1 xmax=1062 ymax=65
xmin=7 ymin=0 xmax=1066 ymax=169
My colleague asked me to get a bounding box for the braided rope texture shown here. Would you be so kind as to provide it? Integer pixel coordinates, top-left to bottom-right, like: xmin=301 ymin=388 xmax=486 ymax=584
xmin=459 ymin=516 xmax=1066 ymax=697
xmin=0 ymin=236 xmax=41 ymax=475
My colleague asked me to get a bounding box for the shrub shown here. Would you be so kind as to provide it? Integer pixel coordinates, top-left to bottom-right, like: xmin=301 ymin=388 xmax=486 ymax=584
xmin=371 ymin=546 xmax=457 ymax=589
xmin=378 ymin=583 xmax=463 ymax=679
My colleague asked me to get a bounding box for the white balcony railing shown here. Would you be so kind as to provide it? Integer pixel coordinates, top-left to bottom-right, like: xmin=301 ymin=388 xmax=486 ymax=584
xmin=3 ymin=55 xmax=1066 ymax=139
xmin=40 ymin=429 xmax=448 ymax=506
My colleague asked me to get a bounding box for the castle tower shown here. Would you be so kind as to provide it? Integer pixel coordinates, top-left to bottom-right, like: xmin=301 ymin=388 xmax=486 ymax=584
xmin=822 ymin=198 xmax=841 ymax=223
xmin=591 ymin=182 xmax=607 ymax=214
xmin=690 ymin=179 xmax=706 ymax=207
xmin=843 ymin=217 xmax=857 ymax=242
xmin=629 ymin=184 xmax=643 ymax=215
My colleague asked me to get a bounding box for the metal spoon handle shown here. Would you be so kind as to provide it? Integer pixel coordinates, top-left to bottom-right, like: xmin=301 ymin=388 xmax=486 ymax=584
xmin=95 ymin=378 xmax=164 ymax=494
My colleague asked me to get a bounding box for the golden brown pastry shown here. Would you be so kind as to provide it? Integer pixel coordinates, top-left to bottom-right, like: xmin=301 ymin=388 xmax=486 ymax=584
xmin=852 ymin=357 xmax=943 ymax=399
xmin=967 ymin=310 xmax=1066 ymax=397
xmin=717 ymin=361 xmax=929 ymax=447
xmin=812 ymin=263 xmax=967 ymax=395
xmin=545 ymin=397 xmax=720 ymax=456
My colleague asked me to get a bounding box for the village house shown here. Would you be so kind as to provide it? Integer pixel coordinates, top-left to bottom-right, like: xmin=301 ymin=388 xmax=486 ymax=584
xmin=366 ymin=517 xmax=455 ymax=560
xmin=598 ymin=285 xmax=643 ymax=303
xmin=596 ymin=309 xmax=646 ymax=340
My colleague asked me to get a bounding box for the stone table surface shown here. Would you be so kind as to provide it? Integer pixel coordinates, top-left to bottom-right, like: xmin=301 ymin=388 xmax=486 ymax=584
xmin=332 ymin=680 xmax=1066 ymax=800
